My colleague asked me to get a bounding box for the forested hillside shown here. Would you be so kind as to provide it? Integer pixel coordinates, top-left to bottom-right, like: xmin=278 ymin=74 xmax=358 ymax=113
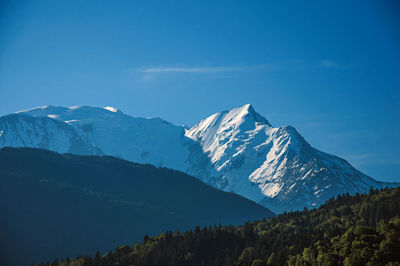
xmin=0 ymin=147 xmax=273 ymax=265
xmin=51 ymin=186 xmax=400 ymax=266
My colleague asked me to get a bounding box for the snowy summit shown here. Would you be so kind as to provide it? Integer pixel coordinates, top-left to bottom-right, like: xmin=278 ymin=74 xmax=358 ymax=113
xmin=0 ymin=104 xmax=397 ymax=213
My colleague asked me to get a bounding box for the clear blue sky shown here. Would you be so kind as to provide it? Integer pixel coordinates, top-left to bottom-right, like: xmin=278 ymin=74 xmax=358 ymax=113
xmin=1 ymin=0 xmax=399 ymax=181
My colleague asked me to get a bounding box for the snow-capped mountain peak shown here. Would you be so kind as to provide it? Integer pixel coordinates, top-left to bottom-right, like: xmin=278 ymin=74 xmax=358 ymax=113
xmin=186 ymin=104 xmax=272 ymax=165
xmin=186 ymin=104 xmax=397 ymax=212
xmin=243 ymin=104 xmax=271 ymax=126
xmin=1 ymin=104 xmax=397 ymax=213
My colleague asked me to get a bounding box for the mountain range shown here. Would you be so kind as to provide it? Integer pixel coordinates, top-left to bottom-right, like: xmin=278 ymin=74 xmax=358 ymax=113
xmin=0 ymin=104 xmax=397 ymax=213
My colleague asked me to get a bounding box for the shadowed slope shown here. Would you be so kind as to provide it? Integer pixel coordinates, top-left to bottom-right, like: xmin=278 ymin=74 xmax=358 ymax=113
xmin=0 ymin=147 xmax=273 ymax=266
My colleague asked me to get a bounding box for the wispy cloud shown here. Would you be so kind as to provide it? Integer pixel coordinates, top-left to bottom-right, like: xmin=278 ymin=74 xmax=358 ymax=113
xmin=137 ymin=64 xmax=272 ymax=74
xmin=319 ymin=59 xmax=340 ymax=68
xmin=318 ymin=59 xmax=355 ymax=69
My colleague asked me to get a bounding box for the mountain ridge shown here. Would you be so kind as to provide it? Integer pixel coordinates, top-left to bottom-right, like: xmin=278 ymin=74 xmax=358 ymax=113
xmin=186 ymin=104 xmax=398 ymax=212
xmin=1 ymin=104 xmax=397 ymax=213
xmin=0 ymin=147 xmax=273 ymax=265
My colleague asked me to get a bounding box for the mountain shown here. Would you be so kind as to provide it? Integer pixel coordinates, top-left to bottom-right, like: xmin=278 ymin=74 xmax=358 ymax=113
xmin=50 ymin=187 xmax=400 ymax=266
xmin=186 ymin=104 xmax=398 ymax=213
xmin=0 ymin=105 xmax=218 ymax=184
xmin=0 ymin=147 xmax=273 ymax=265
xmin=0 ymin=104 xmax=397 ymax=213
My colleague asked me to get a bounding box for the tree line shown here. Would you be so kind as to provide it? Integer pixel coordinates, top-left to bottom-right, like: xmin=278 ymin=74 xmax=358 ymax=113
xmin=40 ymin=186 xmax=400 ymax=266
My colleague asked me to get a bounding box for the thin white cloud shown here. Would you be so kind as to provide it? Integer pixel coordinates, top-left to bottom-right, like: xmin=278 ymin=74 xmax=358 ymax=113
xmin=319 ymin=59 xmax=339 ymax=68
xmin=137 ymin=64 xmax=272 ymax=74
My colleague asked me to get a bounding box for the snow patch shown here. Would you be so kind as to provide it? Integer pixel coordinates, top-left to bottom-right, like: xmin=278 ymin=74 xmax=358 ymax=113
xmin=261 ymin=182 xmax=282 ymax=197
xmin=104 ymin=106 xmax=119 ymax=113
xmin=64 ymin=120 xmax=79 ymax=124
xmin=48 ymin=114 xmax=59 ymax=119
xmin=15 ymin=105 xmax=49 ymax=114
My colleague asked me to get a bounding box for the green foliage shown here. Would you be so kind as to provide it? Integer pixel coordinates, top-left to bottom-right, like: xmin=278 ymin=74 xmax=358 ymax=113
xmin=50 ymin=186 xmax=400 ymax=265
xmin=0 ymin=147 xmax=273 ymax=265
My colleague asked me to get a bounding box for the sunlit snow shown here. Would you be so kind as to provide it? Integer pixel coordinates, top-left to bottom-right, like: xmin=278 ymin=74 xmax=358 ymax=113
xmin=103 ymin=106 xmax=119 ymax=113
xmin=1 ymin=103 xmax=396 ymax=213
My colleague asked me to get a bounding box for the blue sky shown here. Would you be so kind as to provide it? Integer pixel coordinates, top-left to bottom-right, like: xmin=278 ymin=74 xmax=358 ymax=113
xmin=1 ymin=0 xmax=399 ymax=181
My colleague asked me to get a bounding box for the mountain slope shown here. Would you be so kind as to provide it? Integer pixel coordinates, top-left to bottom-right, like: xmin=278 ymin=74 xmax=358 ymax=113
xmin=186 ymin=104 xmax=398 ymax=213
xmin=1 ymin=105 xmax=218 ymax=184
xmin=0 ymin=113 xmax=100 ymax=155
xmin=53 ymin=186 xmax=400 ymax=266
xmin=1 ymin=104 xmax=397 ymax=213
xmin=0 ymin=147 xmax=273 ymax=266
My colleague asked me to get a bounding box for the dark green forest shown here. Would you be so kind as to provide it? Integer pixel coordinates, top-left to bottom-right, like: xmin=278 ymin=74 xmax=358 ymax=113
xmin=0 ymin=147 xmax=272 ymax=265
xmin=48 ymin=186 xmax=400 ymax=266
